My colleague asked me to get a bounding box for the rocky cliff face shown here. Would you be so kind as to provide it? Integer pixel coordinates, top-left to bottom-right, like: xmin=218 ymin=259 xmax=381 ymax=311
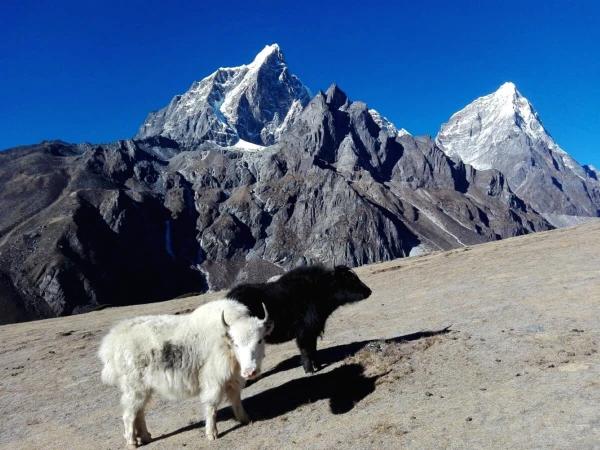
xmin=0 ymin=139 xmax=205 ymax=323
xmin=436 ymin=82 xmax=600 ymax=225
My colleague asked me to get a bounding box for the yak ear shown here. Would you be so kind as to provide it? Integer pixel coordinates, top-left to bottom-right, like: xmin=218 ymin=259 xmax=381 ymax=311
xmin=334 ymin=265 xmax=350 ymax=273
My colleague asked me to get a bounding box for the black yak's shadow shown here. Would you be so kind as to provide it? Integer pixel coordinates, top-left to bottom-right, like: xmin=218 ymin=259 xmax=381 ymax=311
xmin=245 ymin=363 xmax=379 ymax=418
xmin=257 ymin=326 xmax=452 ymax=380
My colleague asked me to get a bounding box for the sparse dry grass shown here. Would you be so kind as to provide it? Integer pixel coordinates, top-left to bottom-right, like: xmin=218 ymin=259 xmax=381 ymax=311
xmin=346 ymin=336 xmax=444 ymax=383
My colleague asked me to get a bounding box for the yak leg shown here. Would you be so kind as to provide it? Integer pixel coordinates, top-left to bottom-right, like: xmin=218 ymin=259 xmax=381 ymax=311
xmin=121 ymin=388 xmax=149 ymax=448
xmin=296 ymin=330 xmax=319 ymax=373
xmin=134 ymin=407 xmax=152 ymax=445
xmin=226 ymin=381 xmax=250 ymax=424
xmin=202 ymin=385 xmax=223 ymax=440
xmin=204 ymin=403 xmax=218 ymax=440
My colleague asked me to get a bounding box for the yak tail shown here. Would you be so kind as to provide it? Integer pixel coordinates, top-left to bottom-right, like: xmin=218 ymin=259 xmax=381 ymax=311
xmin=98 ymin=337 xmax=118 ymax=386
xmin=101 ymin=362 xmax=118 ymax=385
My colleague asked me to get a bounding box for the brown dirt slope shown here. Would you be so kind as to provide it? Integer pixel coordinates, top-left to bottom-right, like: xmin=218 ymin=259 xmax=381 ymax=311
xmin=1 ymin=221 xmax=599 ymax=449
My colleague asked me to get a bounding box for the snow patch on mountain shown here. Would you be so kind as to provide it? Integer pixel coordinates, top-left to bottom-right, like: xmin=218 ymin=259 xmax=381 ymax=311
xmin=369 ymin=109 xmax=411 ymax=138
xmin=231 ymin=138 xmax=265 ymax=152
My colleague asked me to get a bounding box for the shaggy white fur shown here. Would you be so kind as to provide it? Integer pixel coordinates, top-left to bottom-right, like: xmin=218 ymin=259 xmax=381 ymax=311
xmin=98 ymin=299 xmax=270 ymax=447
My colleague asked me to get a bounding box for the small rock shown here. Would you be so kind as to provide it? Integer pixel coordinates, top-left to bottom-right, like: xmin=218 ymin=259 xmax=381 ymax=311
xmin=495 ymin=359 xmax=502 ymax=363
xmin=425 ymin=391 xmax=433 ymax=397
xmin=515 ymin=373 xmax=521 ymax=377
xmin=547 ymin=364 xmax=555 ymax=368
xmin=466 ymin=417 xmax=473 ymax=422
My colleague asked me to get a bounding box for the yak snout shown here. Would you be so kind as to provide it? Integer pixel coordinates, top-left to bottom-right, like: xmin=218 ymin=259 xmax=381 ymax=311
xmin=242 ymin=367 xmax=259 ymax=379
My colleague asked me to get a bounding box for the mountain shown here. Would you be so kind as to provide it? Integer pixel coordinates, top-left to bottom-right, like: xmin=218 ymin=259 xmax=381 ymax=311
xmin=436 ymin=82 xmax=600 ymax=226
xmin=0 ymin=47 xmax=554 ymax=324
xmin=136 ymin=44 xmax=311 ymax=148
xmin=0 ymin=87 xmax=550 ymax=324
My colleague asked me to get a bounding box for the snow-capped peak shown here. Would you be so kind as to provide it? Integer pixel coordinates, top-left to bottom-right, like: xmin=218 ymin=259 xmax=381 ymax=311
xmin=248 ymin=43 xmax=282 ymax=69
xmin=496 ymin=81 xmax=517 ymax=95
xmin=136 ymin=44 xmax=310 ymax=148
xmin=436 ymin=82 xmax=598 ymax=218
xmin=436 ymin=82 xmax=559 ymax=170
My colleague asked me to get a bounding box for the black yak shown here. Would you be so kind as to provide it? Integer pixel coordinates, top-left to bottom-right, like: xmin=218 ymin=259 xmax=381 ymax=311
xmin=226 ymin=265 xmax=372 ymax=373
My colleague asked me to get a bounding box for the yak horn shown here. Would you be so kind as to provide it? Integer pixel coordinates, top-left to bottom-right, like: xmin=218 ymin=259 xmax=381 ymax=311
xmin=221 ymin=310 xmax=229 ymax=330
xmin=261 ymin=302 xmax=269 ymax=323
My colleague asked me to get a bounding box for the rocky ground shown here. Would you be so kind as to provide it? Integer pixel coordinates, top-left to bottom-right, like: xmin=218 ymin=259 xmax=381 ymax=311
xmin=1 ymin=221 xmax=599 ymax=449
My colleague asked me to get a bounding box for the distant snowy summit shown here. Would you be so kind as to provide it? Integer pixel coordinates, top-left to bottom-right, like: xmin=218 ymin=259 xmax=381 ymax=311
xmin=136 ymin=44 xmax=311 ymax=148
xmin=436 ymin=82 xmax=600 ymax=222
xmin=136 ymin=44 xmax=410 ymax=149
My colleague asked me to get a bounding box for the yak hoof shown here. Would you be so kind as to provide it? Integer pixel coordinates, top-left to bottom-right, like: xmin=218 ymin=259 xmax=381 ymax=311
xmin=126 ymin=443 xmax=138 ymax=449
xmin=303 ymin=361 xmax=317 ymax=373
xmin=237 ymin=413 xmax=251 ymax=425
xmin=206 ymin=429 xmax=218 ymax=440
xmin=138 ymin=433 xmax=152 ymax=445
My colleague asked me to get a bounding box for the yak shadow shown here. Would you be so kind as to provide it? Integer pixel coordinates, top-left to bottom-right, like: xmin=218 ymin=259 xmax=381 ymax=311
xmin=245 ymin=363 xmax=379 ymax=419
xmin=150 ymin=409 xmax=240 ymax=444
xmin=150 ymin=363 xmax=378 ymax=444
xmin=257 ymin=326 xmax=453 ymax=380
xmin=150 ymin=326 xmax=451 ymax=445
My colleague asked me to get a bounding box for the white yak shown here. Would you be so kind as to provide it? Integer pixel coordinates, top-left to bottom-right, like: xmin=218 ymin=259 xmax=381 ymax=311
xmin=98 ymin=299 xmax=272 ymax=447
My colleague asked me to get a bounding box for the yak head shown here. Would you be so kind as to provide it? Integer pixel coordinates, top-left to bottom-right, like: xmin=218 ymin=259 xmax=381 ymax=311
xmin=331 ymin=265 xmax=372 ymax=305
xmin=222 ymin=303 xmax=273 ymax=380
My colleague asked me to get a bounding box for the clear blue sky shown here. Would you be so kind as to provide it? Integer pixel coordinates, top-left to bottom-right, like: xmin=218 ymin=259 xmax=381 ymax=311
xmin=1 ymin=0 xmax=598 ymax=166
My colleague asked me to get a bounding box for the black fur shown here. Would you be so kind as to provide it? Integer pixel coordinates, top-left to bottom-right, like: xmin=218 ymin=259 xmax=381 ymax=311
xmin=161 ymin=341 xmax=184 ymax=369
xmin=227 ymin=265 xmax=372 ymax=373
